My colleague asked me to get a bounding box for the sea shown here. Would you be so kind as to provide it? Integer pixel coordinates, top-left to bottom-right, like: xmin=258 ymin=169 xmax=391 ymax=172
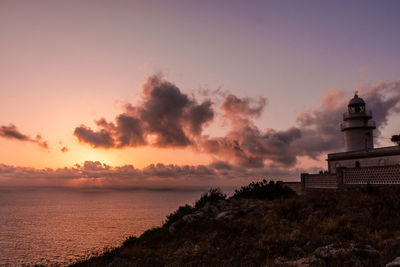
xmin=0 ymin=187 xmax=230 ymax=266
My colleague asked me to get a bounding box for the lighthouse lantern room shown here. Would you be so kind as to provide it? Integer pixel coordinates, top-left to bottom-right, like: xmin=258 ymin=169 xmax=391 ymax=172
xmin=340 ymin=92 xmax=376 ymax=152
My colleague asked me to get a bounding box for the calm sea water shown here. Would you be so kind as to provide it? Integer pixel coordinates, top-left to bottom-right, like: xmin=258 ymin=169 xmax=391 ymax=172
xmin=0 ymin=187 xmax=216 ymax=266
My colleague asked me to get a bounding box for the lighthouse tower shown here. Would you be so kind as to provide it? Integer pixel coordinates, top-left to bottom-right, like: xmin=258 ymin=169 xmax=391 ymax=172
xmin=341 ymin=93 xmax=376 ymax=152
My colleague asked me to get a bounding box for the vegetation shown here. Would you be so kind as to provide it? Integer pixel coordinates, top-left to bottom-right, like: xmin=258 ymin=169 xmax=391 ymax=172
xmin=70 ymin=182 xmax=400 ymax=267
xmin=164 ymin=204 xmax=195 ymax=227
xmin=164 ymin=188 xmax=226 ymax=227
xmin=194 ymin=187 xmax=226 ymax=209
xmin=233 ymin=179 xmax=295 ymax=200
xmin=391 ymin=134 xmax=400 ymax=146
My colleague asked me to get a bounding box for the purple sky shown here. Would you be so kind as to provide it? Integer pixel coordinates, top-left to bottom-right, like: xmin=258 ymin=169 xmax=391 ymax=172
xmin=0 ymin=0 xmax=399 ymax=187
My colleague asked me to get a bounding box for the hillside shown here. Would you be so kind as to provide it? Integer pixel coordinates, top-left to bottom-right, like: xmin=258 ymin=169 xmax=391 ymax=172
xmin=71 ymin=182 xmax=400 ymax=266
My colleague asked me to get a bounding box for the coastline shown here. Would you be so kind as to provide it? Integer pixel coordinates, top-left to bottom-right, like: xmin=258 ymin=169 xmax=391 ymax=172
xmin=70 ymin=183 xmax=400 ymax=266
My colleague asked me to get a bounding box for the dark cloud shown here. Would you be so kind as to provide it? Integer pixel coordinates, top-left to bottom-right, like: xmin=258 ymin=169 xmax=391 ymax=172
xmin=200 ymin=92 xmax=300 ymax=168
xmin=221 ymin=93 xmax=267 ymax=119
xmin=0 ymin=124 xmax=48 ymax=149
xmin=74 ymin=125 xmax=114 ymax=148
xmin=200 ymin=92 xmax=270 ymax=167
xmin=74 ymin=75 xmax=214 ymax=148
xmin=0 ymin=124 xmax=29 ymax=140
xmin=201 ymin=123 xmax=300 ymax=168
xmin=185 ymin=101 xmax=214 ymax=136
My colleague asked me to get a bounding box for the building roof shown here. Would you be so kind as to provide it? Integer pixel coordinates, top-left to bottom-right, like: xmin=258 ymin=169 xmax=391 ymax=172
xmin=327 ymin=146 xmax=400 ymax=161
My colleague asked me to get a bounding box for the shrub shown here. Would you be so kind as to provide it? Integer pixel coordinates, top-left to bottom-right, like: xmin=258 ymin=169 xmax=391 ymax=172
xmin=194 ymin=188 xmax=226 ymax=209
xmin=139 ymin=227 xmax=171 ymax=248
xmin=122 ymin=236 xmax=137 ymax=247
xmin=233 ymin=180 xmax=295 ymax=200
xmin=164 ymin=204 xmax=195 ymax=227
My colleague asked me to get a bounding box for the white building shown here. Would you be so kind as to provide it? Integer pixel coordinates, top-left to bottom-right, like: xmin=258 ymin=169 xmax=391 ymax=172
xmin=301 ymin=93 xmax=400 ymax=190
xmin=327 ymin=93 xmax=400 ymax=174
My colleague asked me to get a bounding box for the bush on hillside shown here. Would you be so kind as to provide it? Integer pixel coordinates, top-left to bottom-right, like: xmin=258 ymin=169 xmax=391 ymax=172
xmin=194 ymin=188 xmax=226 ymax=209
xmin=122 ymin=236 xmax=137 ymax=247
xmin=164 ymin=204 xmax=195 ymax=227
xmin=233 ymin=180 xmax=295 ymax=200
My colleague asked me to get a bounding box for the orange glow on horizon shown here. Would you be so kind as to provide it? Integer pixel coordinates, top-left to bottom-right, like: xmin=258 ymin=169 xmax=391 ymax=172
xmin=0 ymin=136 xmax=213 ymax=169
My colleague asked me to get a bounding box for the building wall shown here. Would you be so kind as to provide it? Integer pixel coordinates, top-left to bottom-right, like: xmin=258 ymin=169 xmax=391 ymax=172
xmin=302 ymin=173 xmax=338 ymax=189
xmin=343 ymin=165 xmax=400 ymax=185
xmin=328 ymin=154 xmax=400 ymax=173
xmin=302 ymin=165 xmax=400 ymax=192
xmin=344 ymin=128 xmax=373 ymax=151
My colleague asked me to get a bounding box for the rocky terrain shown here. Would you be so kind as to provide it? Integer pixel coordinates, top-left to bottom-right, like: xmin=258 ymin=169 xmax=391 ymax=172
xmin=71 ymin=182 xmax=400 ymax=266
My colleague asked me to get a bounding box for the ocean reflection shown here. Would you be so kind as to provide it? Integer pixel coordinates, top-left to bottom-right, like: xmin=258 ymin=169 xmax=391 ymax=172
xmin=0 ymin=187 xmax=208 ymax=266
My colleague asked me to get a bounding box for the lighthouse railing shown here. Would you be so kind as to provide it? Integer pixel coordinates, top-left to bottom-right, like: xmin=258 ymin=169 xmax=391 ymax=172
xmin=343 ymin=110 xmax=372 ymax=120
xmin=340 ymin=120 xmax=376 ymax=130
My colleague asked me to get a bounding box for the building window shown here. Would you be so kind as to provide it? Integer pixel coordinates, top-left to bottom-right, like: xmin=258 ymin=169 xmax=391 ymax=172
xmin=355 ymin=161 xmax=360 ymax=168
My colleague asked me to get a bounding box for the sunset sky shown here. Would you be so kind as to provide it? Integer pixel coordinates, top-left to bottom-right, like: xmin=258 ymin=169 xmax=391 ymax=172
xmin=1 ymin=0 xmax=400 ymax=187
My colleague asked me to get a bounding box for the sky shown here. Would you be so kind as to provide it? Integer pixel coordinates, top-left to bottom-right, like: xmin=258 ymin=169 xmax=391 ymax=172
xmin=1 ymin=0 xmax=400 ymax=188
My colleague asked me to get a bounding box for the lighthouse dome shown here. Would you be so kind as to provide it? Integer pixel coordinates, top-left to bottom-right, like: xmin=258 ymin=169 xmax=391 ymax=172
xmin=348 ymin=94 xmax=365 ymax=106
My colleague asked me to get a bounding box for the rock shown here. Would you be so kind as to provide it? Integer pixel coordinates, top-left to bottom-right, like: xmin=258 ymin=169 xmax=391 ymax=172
xmin=314 ymin=242 xmax=378 ymax=261
xmin=201 ymin=202 xmax=220 ymax=214
xmin=386 ymin=257 xmax=400 ymax=267
xmin=181 ymin=211 xmax=205 ymax=224
xmin=173 ymin=241 xmax=195 ymax=257
xmin=314 ymin=243 xmax=354 ymax=259
xmin=274 ymin=255 xmax=325 ymax=266
xmin=216 ymin=211 xmax=231 ymax=220
xmin=168 ymin=223 xmax=176 ymax=233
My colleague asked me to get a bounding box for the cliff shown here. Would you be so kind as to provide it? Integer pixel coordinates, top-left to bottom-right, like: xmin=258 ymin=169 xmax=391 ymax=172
xmin=71 ymin=182 xmax=400 ymax=266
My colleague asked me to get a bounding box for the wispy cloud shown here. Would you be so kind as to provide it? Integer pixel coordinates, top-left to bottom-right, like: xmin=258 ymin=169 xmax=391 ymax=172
xmin=0 ymin=124 xmax=48 ymax=149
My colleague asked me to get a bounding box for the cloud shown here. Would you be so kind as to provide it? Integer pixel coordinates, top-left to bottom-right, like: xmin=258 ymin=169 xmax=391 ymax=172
xmin=74 ymin=76 xmax=400 ymax=170
xmin=200 ymin=93 xmax=302 ymax=167
xmin=294 ymin=81 xmax=400 ymax=156
xmin=362 ymin=81 xmax=400 ymax=132
xmin=200 ymin=81 xmax=400 ymax=167
xmin=74 ymin=125 xmax=115 ymax=148
xmin=0 ymin=124 xmax=48 ymax=149
xmin=74 ymin=75 xmax=214 ymax=148
xmin=221 ymin=93 xmax=267 ymax=119
xmin=0 ymin=160 xmax=305 ymax=187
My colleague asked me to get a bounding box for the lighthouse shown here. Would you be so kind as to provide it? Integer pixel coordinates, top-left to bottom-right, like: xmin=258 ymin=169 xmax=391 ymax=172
xmin=301 ymin=91 xmax=400 ymax=190
xmin=340 ymin=92 xmax=376 ymax=152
